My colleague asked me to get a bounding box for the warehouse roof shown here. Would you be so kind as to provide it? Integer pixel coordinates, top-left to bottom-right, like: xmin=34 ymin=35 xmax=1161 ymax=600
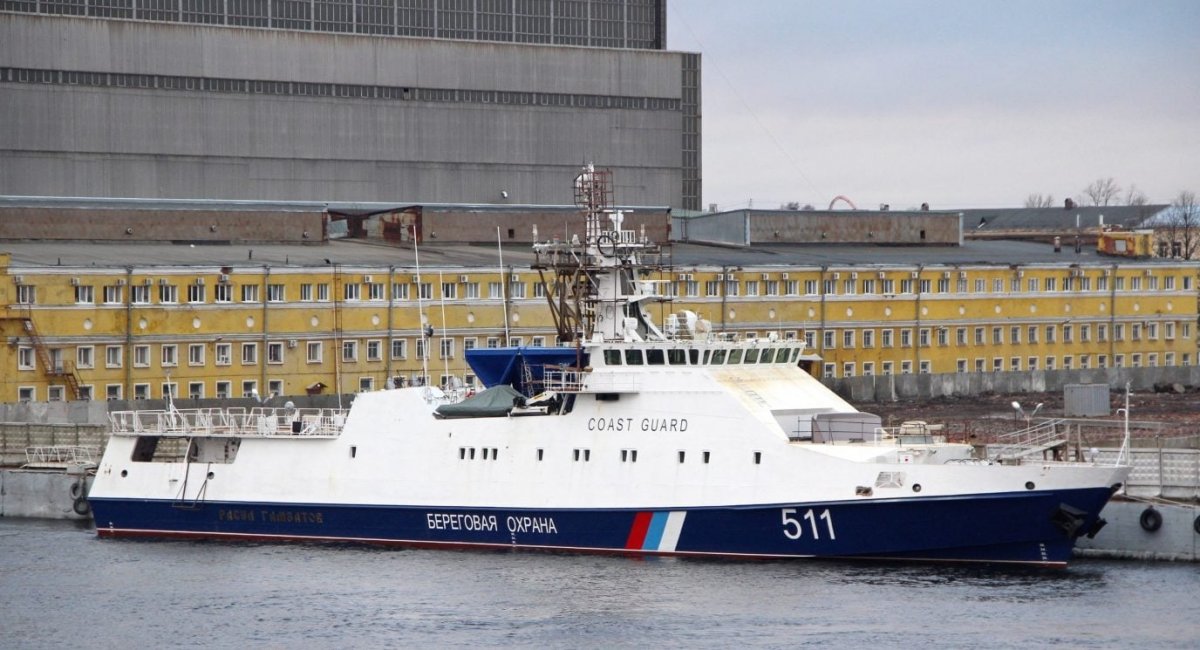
xmin=0 ymin=237 xmax=1185 ymax=271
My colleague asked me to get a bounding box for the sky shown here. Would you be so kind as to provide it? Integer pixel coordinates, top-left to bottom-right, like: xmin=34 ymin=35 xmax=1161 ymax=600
xmin=667 ymin=0 xmax=1200 ymax=211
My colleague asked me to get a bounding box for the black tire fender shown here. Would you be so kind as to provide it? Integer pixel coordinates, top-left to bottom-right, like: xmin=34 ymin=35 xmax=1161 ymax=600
xmin=1139 ymin=507 xmax=1163 ymax=533
xmin=72 ymin=495 xmax=91 ymax=517
xmin=69 ymin=480 xmax=84 ymax=500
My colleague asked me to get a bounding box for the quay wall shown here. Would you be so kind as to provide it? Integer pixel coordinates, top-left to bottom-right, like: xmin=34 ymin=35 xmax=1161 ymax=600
xmin=0 ymin=470 xmax=91 ymax=520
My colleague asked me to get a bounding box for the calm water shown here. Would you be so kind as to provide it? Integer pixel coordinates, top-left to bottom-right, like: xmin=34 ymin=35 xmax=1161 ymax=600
xmin=2 ymin=519 xmax=1197 ymax=649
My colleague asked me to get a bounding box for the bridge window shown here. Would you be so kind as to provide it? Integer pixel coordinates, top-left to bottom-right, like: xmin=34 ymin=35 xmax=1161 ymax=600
xmin=667 ymin=349 xmax=687 ymax=365
xmin=689 ymin=350 xmax=700 ymax=364
xmin=710 ymin=350 xmax=726 ymax=364
xmin=604 ymin=349 xmax=621 ymax=365
xmin=646 ymin=349 xmax=665 ymax=365
xmin=728 ymin=349 xmax=744 ymax=364
xmin=624 ymin=350 xmax=644 ymax=365
xmin=744 ymin=349 xmax=759 ymax=363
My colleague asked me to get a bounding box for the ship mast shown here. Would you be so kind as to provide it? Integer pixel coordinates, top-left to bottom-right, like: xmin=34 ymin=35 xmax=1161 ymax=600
xmin=533 ymin=165 xmax=665 ymax=344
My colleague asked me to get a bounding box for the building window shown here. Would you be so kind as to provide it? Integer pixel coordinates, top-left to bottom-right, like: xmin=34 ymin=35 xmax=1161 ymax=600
xmin=368 ymin=283 xmax=385 ymax=301
xmin=215 ymin=381 xmax=231 ymax=399
xmin=106 ymin=385 xmax=122 ymax=401
xmin=823 ymin=330 xmax=836 ymax=349
xmin=862 ymin=330 xmax=875 ymax=348
xmin=159 ymin=283 xmax=178 ymax=304
xmin=161 ymin=344 xmax=178 ymax=367
xmin=842 ymin=330 xmax=855 ymax=349
xmin=74 ymin=285 xmax=95 ymax=304
xmin=16 ymin=284 xmax=36 ymax=304
xmin=307 ymin=341 xmax=323 ymax=363
xmin=317 ymin=284 xmax=330 ymax=301
xmin=842 ymin=362 xmax=855 ymax=377
xmin=992 ymin=327 xmax=1003 ymax=345
xmin=823 ymin=362 xmax=836 ymax=377
xmin=882 ymin=361 xmax=894 ymax=375
xmin=134 ymin=384 xmax=150 ymax=400
xmin=1028 ymin=357 xmax=1038 ymax=371
xmin=390 ymin=339 xmax=407 ymax=360
xmin=300 ymin=283 xmax=313 ymax=301
xmin=216 ymin=343 xmax=232 ymax=366
xmin=18 ymin=387 xmax=35 ymax=401
xmin=189 ymin=344 xmax=204 ymax=366
xmin=900 ymin=360 xmax=913 ymax=374
xmin=343 ymin=340 xmax=358 ymax=362
xmin=367 ymin=340 xmax=383 ymax=361
xmin=76 ymin=346 xmax=94 ymax=369
xmin=241 ymin=342 xmax=257 ymax=365
xmin=161 ymin=383 xmax=178 ymax=399
xmin=359 ymin=377 xmax=374 ymax=392
xmin=131 ymin=285 xmax=150 ymax=304
xmin=392 ymin=283 xmax=409 ymax=300
xmin=188 ymin=283 xmax=206 ymax=303
xmin=215 ymin=283 xmax=232 ymax=302
xmin=189 ymin=382 xmax=204 ymax=399
xmin=241 ymin=284 xmax=260 ymax=303
xmin=268 ymin=380 xmax=283 ymax=397
xmin=419 ymin=283 xmax=433 ymax=300
xmin=267 ymin=284 xmax=286 ymax=302
xmin=103 ymin=285 xmax=123 ymax=304
xmin=919 ymin=360 xmax=931 ymax=374
xmin=900 ymin=329 xmax=912 ymax=348
xmin=440 ymin=338 xmax=455 ymax=359
xmin=17 ymin=347 xmax=35 ymax=370
xmin=956 ymin=359 xmax=967 ymax=373
xmin=267 ymin=342 xmax=284 ymax=364
xmin=106 ymin=345 xmax=122 ymax=369
xmin=242 ymin=380 xmax=257 ymax=398
xmin=134 ymin=345 xmax=151 ymax=368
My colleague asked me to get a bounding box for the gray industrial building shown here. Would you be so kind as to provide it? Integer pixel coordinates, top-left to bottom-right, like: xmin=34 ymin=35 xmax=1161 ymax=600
xmin=0 ymin=0 xmax=700 ymax=209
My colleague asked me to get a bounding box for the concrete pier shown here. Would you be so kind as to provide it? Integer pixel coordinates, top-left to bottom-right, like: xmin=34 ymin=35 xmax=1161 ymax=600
xmin=0 ymin=468 xmax=92 ymax=520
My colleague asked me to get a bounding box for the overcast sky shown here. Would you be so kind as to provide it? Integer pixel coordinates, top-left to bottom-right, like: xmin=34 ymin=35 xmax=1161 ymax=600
xmin=667 ymin=0 xmax=1200 ymax=211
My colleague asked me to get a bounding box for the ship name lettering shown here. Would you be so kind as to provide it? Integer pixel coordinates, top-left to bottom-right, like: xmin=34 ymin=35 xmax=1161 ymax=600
xmin=218 ymin=508 xmax=256 ymax=522
xmin=506 ymin=515 xmax=559 ymax=535
xmin=426 ymin=513 xmax=499 ymax=532
xmin=256 ymin=510 xmax=324 ymax=525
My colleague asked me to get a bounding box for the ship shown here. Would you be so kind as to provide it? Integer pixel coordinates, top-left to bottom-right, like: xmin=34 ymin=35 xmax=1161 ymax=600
xmin=88 ymin=166 xmax=1130 ymax=567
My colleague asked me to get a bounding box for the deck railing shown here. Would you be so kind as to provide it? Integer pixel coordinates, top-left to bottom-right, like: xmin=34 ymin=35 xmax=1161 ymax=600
xmin=108 ymin=407 xmax=348 ymax=438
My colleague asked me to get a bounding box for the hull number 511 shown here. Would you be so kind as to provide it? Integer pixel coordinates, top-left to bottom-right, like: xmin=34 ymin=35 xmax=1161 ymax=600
xmin=781 ymin=508 xmax=836 ymax=540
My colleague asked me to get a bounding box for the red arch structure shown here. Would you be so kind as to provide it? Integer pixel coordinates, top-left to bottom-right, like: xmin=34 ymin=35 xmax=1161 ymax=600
xmin=828 ymin=195 xmax=858 ymax=210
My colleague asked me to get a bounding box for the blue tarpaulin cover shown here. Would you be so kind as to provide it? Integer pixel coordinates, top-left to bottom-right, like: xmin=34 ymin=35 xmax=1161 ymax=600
xmin=465 ymin=346 xmax=583 ymax=394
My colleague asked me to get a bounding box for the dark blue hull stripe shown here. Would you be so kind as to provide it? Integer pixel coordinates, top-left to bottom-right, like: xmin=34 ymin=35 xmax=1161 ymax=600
xmin=90 ymin=486 xmax=1115 ymax=566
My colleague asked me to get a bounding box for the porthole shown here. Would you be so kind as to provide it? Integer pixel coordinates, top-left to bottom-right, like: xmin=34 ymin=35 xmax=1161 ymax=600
xmin=120 ymin=469 xmax=128 ymax=478
xmin=207 ymin=471 xmax=215 ymax=480
xmin=1025 ymin=481 xmax=1035 ymax=490
xmin=912 ymin=483 xmax=922 ymax=493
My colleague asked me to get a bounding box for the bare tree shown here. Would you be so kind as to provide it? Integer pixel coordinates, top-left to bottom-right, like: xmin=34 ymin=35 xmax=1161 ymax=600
xmin=1164 ymin=191 xmax=1200 ymax=260
xmin=1124 ymin=184 xmax=1149 ymax=206
xmin=1082 ymin=177 xmax=1121 ymax=206
xmin=1024 ymin=193 xmax=1055 ymax=208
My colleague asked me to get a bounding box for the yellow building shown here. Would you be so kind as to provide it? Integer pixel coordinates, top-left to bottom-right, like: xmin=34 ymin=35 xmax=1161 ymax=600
xmin=2 ymin=244 xmax=1197 ymax=402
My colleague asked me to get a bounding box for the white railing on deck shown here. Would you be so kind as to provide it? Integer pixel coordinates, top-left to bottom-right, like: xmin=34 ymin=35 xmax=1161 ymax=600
xmin=542 ymin=367 xmax=640 ymax=393
xmin=108 ymin=407 xmax=348 ymax=438
xmin=987 ymin=418 xmax=1069 ymax=462
xmin=24 ymin=445 xmax=101 ymax=467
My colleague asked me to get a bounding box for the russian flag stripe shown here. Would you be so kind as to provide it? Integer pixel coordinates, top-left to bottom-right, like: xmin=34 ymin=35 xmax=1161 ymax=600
xmin=625 ymin=511 xmax=653 ymax=549
xmin=659 ymin=511 xmax=686 ymax=552
xmin=643 ymin=512 xmax=669 ymax=550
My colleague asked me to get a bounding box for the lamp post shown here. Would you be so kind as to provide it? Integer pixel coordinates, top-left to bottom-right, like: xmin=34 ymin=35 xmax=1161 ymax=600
xmin=1011 ymin=400 xmax=1044 ymax=429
